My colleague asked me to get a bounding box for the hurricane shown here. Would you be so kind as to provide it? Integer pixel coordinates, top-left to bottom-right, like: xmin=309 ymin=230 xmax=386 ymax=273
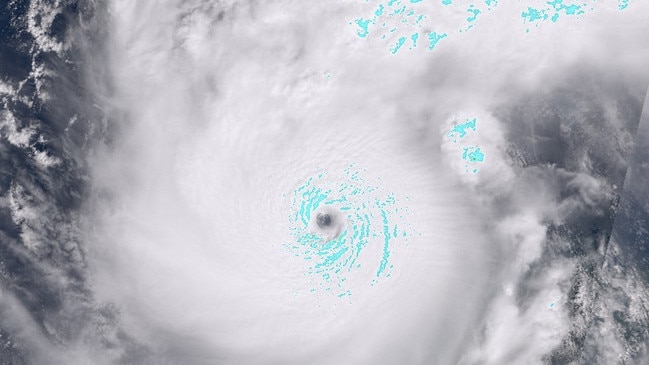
xmin=2 ymin=0 xmax=649 ymax=364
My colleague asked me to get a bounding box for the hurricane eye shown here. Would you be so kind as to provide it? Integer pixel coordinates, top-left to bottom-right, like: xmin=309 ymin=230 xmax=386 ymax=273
xmin=311 ymin=208 xmax=343 ymax=240
xmin=316 ymin=213 xmax=332 ymax=228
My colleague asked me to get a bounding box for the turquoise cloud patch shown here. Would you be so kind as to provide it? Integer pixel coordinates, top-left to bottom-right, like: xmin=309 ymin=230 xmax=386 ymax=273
xmin=286 ymin=164 xmax=413 ymax=298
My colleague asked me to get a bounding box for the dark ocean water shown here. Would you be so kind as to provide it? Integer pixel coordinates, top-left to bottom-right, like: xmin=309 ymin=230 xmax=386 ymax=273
xmin=495 ymin=75 xmax=649 ymax=363
xmin=1 ymin=1 xmax=649 ymax=364
xmin=613 ymin=92 xmax=649 ymax=275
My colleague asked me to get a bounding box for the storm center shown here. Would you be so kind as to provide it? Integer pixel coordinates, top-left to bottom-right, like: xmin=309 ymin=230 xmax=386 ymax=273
xmin=316 ymin=213 xmax=332 ymax=228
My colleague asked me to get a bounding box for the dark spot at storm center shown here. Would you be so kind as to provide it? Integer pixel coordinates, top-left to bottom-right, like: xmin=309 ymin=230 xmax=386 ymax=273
xmin=317 ymin=213 xmax=332 ymax=228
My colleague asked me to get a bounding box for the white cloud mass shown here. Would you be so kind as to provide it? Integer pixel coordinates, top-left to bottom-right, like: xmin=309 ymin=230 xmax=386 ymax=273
xmin=82 ymin=1 xmax=649 ymax=364
xmin=3 ymin=0 xmax=648 ymax=364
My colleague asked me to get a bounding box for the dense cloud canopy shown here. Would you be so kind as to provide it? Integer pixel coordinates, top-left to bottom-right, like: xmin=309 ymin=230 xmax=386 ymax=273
xmin=1 ymin=0 xmax=649 ymax=364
